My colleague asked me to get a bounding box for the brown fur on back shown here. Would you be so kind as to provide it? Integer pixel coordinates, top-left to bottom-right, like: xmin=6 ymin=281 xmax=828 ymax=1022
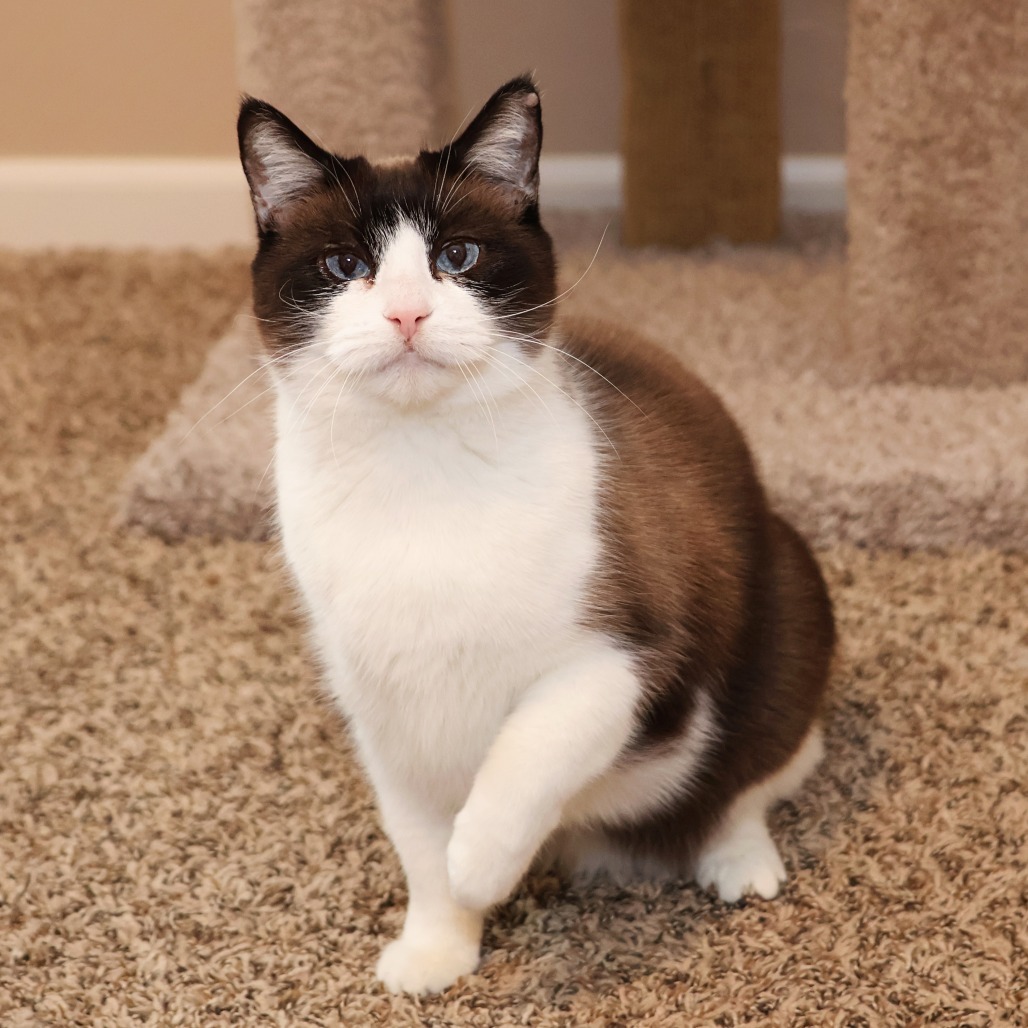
xmin=562 ymin=316 xmax=836 ymax=862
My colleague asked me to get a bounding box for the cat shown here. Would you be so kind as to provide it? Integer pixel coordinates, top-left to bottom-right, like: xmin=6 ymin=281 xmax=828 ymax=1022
xmin=237 ymin=76 xmax=835 ymax=995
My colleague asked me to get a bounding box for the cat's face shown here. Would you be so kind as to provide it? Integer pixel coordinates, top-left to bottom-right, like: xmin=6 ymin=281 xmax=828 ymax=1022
xmin=239 ymin=78 xmax=556 ymax=409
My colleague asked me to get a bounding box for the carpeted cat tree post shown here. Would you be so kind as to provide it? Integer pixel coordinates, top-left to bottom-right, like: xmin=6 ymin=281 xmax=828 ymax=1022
xmin=846 ymin=0 xmax=1028 ymax=386
xmin=233 ymin=0 xmax=454 ymax=158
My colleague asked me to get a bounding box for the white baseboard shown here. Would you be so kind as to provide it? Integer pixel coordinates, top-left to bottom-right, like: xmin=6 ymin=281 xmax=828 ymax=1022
xmin=0 ymin=159 xmax=255 ymax=250
xmin=540 ymin=155 xmax=624 ymax=210
xmin=0 ymin=154 xmax=845 ymax=250
xmin=780 ymin=156 xmax=848 ymax=215
xmin=543 ymin=155 xmax=847 ymax=214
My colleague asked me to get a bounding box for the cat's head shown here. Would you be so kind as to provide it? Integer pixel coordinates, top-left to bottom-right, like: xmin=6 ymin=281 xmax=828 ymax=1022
xmin=238 ymin=77 xmax=556 ymax=410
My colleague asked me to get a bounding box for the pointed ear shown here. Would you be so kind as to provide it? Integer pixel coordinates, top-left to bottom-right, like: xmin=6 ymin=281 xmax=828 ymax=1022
xmin=237 ymin=98 xmax=331 ymax=234
xmin=449 ymin=76 xmax=543 ymax=209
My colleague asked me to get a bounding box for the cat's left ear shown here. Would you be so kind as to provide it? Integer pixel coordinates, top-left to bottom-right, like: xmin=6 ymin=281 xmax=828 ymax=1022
xmin=238 ymin=97 xmax=333 ymax=235
xmin=449 ymin=76 xmax=543 ymax=209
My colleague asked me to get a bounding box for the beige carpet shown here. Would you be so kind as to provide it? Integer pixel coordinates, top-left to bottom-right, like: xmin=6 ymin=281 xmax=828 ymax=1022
xmin=2 ymin=249 xmax=1026 ymax=1026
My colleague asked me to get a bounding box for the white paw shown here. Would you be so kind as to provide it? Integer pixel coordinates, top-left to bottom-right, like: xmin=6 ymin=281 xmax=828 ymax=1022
xmin=447 ymin=805 xmax=537 ymax=911
xmin=375 ymin=935 xmax=480 ymax=995
xmin=694 ymin=823 xmax=787 ymax=904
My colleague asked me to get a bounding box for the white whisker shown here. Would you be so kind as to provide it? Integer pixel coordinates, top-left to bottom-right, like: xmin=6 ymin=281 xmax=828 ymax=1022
xmin=479 ymin=350 xmax=557 ymax=427
xmin=440 ymin=161 xmax=479 ymax=217
xmin=179 ymin=345 xmax=327 ymax=442
xmin=297 ymin=359 xmax=346 ymax=436
xmin=435 ymin=104 xmax=478 ymax=209
xmin=490 ymin=346 xmax=620 ymax=459
xmin=455 ymin=358 xmax=498 ymax=451
xmin=528 ymin=339 xmax=650 ymax=421
xmin=490 ymin=221 xmax=610 ymax=322
xmin=330 ymin=367 xmax=358 ymax=468
xmin=335 ymin=159 xmax=362 ymax=216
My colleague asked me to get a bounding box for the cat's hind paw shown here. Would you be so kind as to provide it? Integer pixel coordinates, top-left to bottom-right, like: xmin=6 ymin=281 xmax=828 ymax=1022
xmin=375 ymin=935 xmax=480 ymax=995
xmin=694 ymin=818 xmax=787 ymax=904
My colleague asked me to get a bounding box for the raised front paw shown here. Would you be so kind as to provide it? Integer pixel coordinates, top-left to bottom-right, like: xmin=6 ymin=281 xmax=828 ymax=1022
xmin=447 ymin=805 xmax=537 ymax=911
xmin=375 ymin=934 xmax=480 ymax=995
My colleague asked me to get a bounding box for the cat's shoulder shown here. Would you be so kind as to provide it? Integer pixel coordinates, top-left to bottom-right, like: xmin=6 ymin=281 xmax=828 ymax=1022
xmin=556 ymin=315 xmax=728 ymax=422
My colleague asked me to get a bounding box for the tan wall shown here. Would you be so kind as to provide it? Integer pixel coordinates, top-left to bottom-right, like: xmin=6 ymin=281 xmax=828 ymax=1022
xmin=1 ymin=0 xmax=844 ymax=158
xmin=781 ymin=0 xmax=847 ymax=153
xmin=449 ymin=0 xmax=622 ymax=153
xmin=0 ymin=1 xmax=239 ymax=157
xmin=452 ymin=0 xmax=846 ymax=155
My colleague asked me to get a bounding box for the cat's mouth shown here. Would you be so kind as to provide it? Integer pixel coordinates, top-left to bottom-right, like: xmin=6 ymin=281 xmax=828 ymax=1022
xmin=378 ymin=349 xmax=447 ymax=373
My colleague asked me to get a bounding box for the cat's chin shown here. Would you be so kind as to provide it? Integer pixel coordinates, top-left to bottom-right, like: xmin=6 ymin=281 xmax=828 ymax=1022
xmin=363 ymin=357 xmax=465 ymax=409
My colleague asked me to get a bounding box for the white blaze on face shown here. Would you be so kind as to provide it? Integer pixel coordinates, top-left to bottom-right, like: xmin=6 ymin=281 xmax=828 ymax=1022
xmin=371 ymin=220 xmax=437 ymax=341
xmin=298 ymin=218 xmax=531 ymax=410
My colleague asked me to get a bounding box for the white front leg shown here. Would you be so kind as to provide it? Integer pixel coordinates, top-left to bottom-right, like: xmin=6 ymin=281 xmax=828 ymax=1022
xmin=368 ymin=766 xmax=484 ymax=995
xmin=447 ymin=643 xmax=640 ymax=910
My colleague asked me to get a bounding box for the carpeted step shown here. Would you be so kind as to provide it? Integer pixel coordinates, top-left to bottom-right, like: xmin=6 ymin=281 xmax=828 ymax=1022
xmin=114 ymin=235 xmax=1028 ymax=550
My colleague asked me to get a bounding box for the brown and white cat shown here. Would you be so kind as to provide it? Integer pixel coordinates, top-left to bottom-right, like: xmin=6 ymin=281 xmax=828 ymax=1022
xmin=238 ymin=77 xmax=835 ymax=995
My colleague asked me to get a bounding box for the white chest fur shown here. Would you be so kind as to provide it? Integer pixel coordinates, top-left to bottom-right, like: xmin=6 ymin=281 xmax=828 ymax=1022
xmin=273 ymin=366 xmax=602 ymax=807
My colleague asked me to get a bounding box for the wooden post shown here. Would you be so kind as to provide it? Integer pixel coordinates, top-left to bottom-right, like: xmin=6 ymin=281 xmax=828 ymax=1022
xmin=619 ymin=0 xmax=781 ymax=248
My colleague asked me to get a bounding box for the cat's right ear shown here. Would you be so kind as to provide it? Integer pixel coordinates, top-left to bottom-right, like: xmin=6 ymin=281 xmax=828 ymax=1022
xmin=237 ymin=98 xmax=331 ymax=235
xmin=447 ymin=76 xmax=543 ymax=211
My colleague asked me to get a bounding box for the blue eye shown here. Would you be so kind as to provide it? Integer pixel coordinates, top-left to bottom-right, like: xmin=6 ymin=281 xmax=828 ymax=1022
xmin=324 ymin=252 xmax=371 ymax=282
xmin=436 ymin=241 xmax=480 ymax=275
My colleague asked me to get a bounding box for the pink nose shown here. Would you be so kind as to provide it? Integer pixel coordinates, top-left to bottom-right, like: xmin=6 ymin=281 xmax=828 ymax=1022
xmin=385 ymin=307 xmax=431 ymax=346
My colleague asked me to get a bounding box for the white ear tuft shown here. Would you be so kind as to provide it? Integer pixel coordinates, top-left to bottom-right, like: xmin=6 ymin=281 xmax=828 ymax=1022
xmin=238 ymin=100 xmax=329 ymax=234
xmin=457 ymin=79 xmax=543 ymax=207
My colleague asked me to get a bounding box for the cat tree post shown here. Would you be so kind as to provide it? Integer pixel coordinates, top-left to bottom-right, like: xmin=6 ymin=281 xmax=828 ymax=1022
xmin=846 ymin=0 xmax=1028 ymax=385
xmin=233 ymin=0 xmax=454 ymax=158
xmin=618 ymin=0 xmax=781 ymax=248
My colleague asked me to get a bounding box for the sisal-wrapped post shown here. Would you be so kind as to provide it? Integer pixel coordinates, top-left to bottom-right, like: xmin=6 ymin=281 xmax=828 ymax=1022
xmin=619 ymin=0 xmax=781 ymax=248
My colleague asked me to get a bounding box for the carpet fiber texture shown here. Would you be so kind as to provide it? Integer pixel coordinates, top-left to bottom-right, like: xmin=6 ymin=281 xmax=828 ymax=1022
xmin=235 ymin=0 xmax=453 ymax=160
xmin=2 ymin=249 xmax=1026 ymax=1025
xmin=846 ymin=0 xmax=1028 ymax=386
